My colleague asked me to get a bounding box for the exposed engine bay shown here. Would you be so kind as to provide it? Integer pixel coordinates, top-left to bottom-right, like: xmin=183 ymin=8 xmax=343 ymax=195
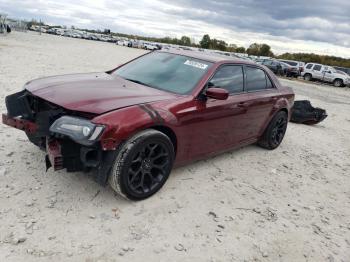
xmin=3 ymin=90 xmax=116 ymax=185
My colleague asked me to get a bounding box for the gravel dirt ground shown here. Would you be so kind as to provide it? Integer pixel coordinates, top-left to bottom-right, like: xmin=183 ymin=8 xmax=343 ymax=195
xmin=0 ymin=32 xmax=349 ymax=262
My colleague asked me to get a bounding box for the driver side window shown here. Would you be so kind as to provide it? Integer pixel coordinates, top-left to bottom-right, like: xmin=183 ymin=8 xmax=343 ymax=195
xmin=210 ymin=65 xmax=244 ymax=94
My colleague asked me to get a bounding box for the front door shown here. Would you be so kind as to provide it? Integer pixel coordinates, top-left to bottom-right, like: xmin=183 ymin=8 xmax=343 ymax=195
xmin=312 ymin=64 xmax=324 ymax=80
xmin=180 ymin=65 xmax=249 ymax=158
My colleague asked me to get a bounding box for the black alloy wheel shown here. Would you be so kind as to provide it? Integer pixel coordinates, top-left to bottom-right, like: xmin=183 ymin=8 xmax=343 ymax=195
xmin=127 ymin=142 xmax=170 ymax=195
xmin=109 ymin=129 xmax=174 ymax=200
xmin=258 ymin=111 xmax=288 ymax=150
xmin=270 ymin=116 xmax=288 ymax=147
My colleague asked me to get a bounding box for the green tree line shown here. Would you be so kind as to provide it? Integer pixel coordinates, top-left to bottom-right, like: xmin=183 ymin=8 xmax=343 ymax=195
xmin=145 ymin=33 xmax=350 ymax=68
xmin=277 ymin=53 xmax=350 ymax=68
xmin=112 ymin=32 xmax=350 ymax=68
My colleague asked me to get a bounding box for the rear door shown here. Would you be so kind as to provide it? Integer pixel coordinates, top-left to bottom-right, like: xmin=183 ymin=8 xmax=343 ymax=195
xmin=239 ymin=66 xmax=278 ymax=140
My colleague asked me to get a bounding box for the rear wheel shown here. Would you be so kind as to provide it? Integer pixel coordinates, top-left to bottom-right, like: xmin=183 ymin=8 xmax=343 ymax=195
xmin=333 ymin=79 xmax=343 ymax=87
xmin=304 ymin=74 xmax=312 ymax=81
xmin=109 ymin=129 xmax=174 ymax=200
xmin=258 ymin=111 xmax=288 ymax=150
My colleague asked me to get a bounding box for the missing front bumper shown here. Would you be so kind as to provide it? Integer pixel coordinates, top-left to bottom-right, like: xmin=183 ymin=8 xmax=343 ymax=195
xmin=2 ymin=113 xmax=37 ymax=133
xmin=3 ymin=92 xmax=115 ymax=186
xmin=44 ymin=137 xmax=116 ymax=186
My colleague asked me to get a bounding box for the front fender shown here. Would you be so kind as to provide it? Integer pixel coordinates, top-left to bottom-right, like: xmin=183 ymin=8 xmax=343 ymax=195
xmin=92 ymin=104 xmax=177 ymax=150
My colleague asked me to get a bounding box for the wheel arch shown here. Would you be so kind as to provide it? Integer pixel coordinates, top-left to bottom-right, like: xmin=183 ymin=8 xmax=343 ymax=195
xmin=278 ymin=107 xmax=288 ymax=115
xmin=148 ymin=125 xmax=177 ymax=155
xmin=258 ymin=106 xmax=289 ymax=138
xmin=333 ymin=78 xmax=344 ymax=85
xmin=304 ymin=73 xmax=312 ymax=78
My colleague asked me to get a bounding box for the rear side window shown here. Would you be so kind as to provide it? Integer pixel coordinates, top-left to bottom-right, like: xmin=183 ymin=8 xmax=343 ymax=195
xmin=313 ymin=65 xmax=322 ymax=71
xmin=245 ymin=67 xmax=273 ymax=91
xmin=210 ymin=65 xmax=244 ymax=93
xmin=306 ymin=64 xmax=313 ymax=69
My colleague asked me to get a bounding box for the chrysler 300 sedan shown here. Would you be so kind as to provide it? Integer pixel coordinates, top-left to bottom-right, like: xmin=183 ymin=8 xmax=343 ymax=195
xmin=3 ymin=50 xmax=294 ymax=200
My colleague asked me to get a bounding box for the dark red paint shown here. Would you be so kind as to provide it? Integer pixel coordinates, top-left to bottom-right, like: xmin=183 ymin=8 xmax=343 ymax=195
xmin=3 ymin=50 xmax=294 ymax=167
xmin=206 ymin=88 xmax=229 ymax=100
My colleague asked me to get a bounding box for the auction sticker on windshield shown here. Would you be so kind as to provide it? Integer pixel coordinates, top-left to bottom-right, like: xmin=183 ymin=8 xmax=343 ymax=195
xmin=184 ymin=60 xmax=208 ymax=70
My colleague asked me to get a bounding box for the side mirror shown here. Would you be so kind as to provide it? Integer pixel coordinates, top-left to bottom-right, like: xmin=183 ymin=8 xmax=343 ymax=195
xmin=206 ymin=87 xmax=229 ymax=100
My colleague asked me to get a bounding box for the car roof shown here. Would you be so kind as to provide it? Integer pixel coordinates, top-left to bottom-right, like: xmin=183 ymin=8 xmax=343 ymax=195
xmin=279 ymin=59 xmax=301 ymax=63
xmin=280 ymin=61 xmax=291 ymax=66
xmin=158 ymin=49 xmax=255 ymax=65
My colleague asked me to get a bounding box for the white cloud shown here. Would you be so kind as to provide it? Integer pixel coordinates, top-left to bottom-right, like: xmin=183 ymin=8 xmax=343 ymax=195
xmin=0 ymin=0 xmax=349 ymax=57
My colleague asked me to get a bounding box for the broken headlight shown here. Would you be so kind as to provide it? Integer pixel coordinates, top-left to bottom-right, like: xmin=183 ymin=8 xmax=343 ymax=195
xmin=49 ymin=116 xmax=105 ymax=145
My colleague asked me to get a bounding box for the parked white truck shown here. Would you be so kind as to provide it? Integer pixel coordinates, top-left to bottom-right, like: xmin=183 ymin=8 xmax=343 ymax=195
xmin=301 ymin=63 xmax=350 ymax=87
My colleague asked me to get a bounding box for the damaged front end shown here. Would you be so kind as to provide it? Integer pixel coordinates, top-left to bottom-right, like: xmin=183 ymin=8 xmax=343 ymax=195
xmin=2 ymin=90 xmax=116 ymax=185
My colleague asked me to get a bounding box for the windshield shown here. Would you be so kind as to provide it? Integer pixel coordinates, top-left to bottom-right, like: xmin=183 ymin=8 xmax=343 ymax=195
xmin=113 ymin=52 xmax=213 ymax=94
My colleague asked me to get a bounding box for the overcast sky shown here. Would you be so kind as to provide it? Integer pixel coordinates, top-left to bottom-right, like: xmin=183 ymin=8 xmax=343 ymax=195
xmin=1 ymin=0 xmax=349 ymax=57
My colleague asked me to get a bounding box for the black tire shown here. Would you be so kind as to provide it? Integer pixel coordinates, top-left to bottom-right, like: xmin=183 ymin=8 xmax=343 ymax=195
xmin=304 ymin=74 xmax=312 ymax=81
xmin=258 ymin=111 xmax=288 ymax=150
xmin=333 ymin=79 xmax=343 ymax=87
xmin=109 ymin=129 xmax=174 ymax=200
xmin=26 ymin=132 xmax=45 ymax=150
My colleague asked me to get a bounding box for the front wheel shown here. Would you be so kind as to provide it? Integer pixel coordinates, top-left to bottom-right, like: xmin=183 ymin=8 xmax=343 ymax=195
xmin=109 ymin=129 xmax=174 ymax=200
xmin=333 ymin=79 xmax=343 ymax=87
xmin=258 ymin=111 xmax=288 ymax=150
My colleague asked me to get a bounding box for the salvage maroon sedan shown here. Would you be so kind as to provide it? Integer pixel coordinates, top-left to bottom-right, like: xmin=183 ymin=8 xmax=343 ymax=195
xmin=2 ymin=50 xmax=294 ymax=200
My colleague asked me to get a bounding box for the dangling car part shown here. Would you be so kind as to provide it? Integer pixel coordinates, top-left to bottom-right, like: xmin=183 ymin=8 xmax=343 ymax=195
xmin=2 ymin=50 xmax=294 ymax=200
xmin=290 ymin=100 xmax=327 ymax=125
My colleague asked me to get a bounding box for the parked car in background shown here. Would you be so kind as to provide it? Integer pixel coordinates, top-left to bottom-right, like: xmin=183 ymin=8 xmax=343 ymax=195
xmin=301 ymin=63 xmax=350 ymax=87
xmin=116 ymin=40 xmax=129 ymax=46
xmin=254 ymin=58 xmax=271 ymax=65
xmin=278 ymin=59 xmax=304 ymax=76
xmin=279 ymin=62 xmax=300 ymax=77
xmin=55 ymin=29 xmax=65 ymax=36
xmin=46 ymin=28 xmax=56 ymax=35
xmin=127 ymin=40 xmax=144 ymax=49
xmin=335 ymin=70 xmax=350 ymax=82
xmin=333 ymin=66 xmax=350 ymax=76
xmin=89 ymin=34 xmax=99 ymax=41
xmin=262 ymin=60 xmax=299 ymax=77
xmin=3 ymin=50 xmax=294 ymax=200
xmin=262 ymin=60 xmax=283 ymax=75
xmin=143 ymin=43 xmax=159 ymax=50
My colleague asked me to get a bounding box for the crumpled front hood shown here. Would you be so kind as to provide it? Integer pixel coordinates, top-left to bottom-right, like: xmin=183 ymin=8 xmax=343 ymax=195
xmin=25 ymin=72 xmax=177 ymax=114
